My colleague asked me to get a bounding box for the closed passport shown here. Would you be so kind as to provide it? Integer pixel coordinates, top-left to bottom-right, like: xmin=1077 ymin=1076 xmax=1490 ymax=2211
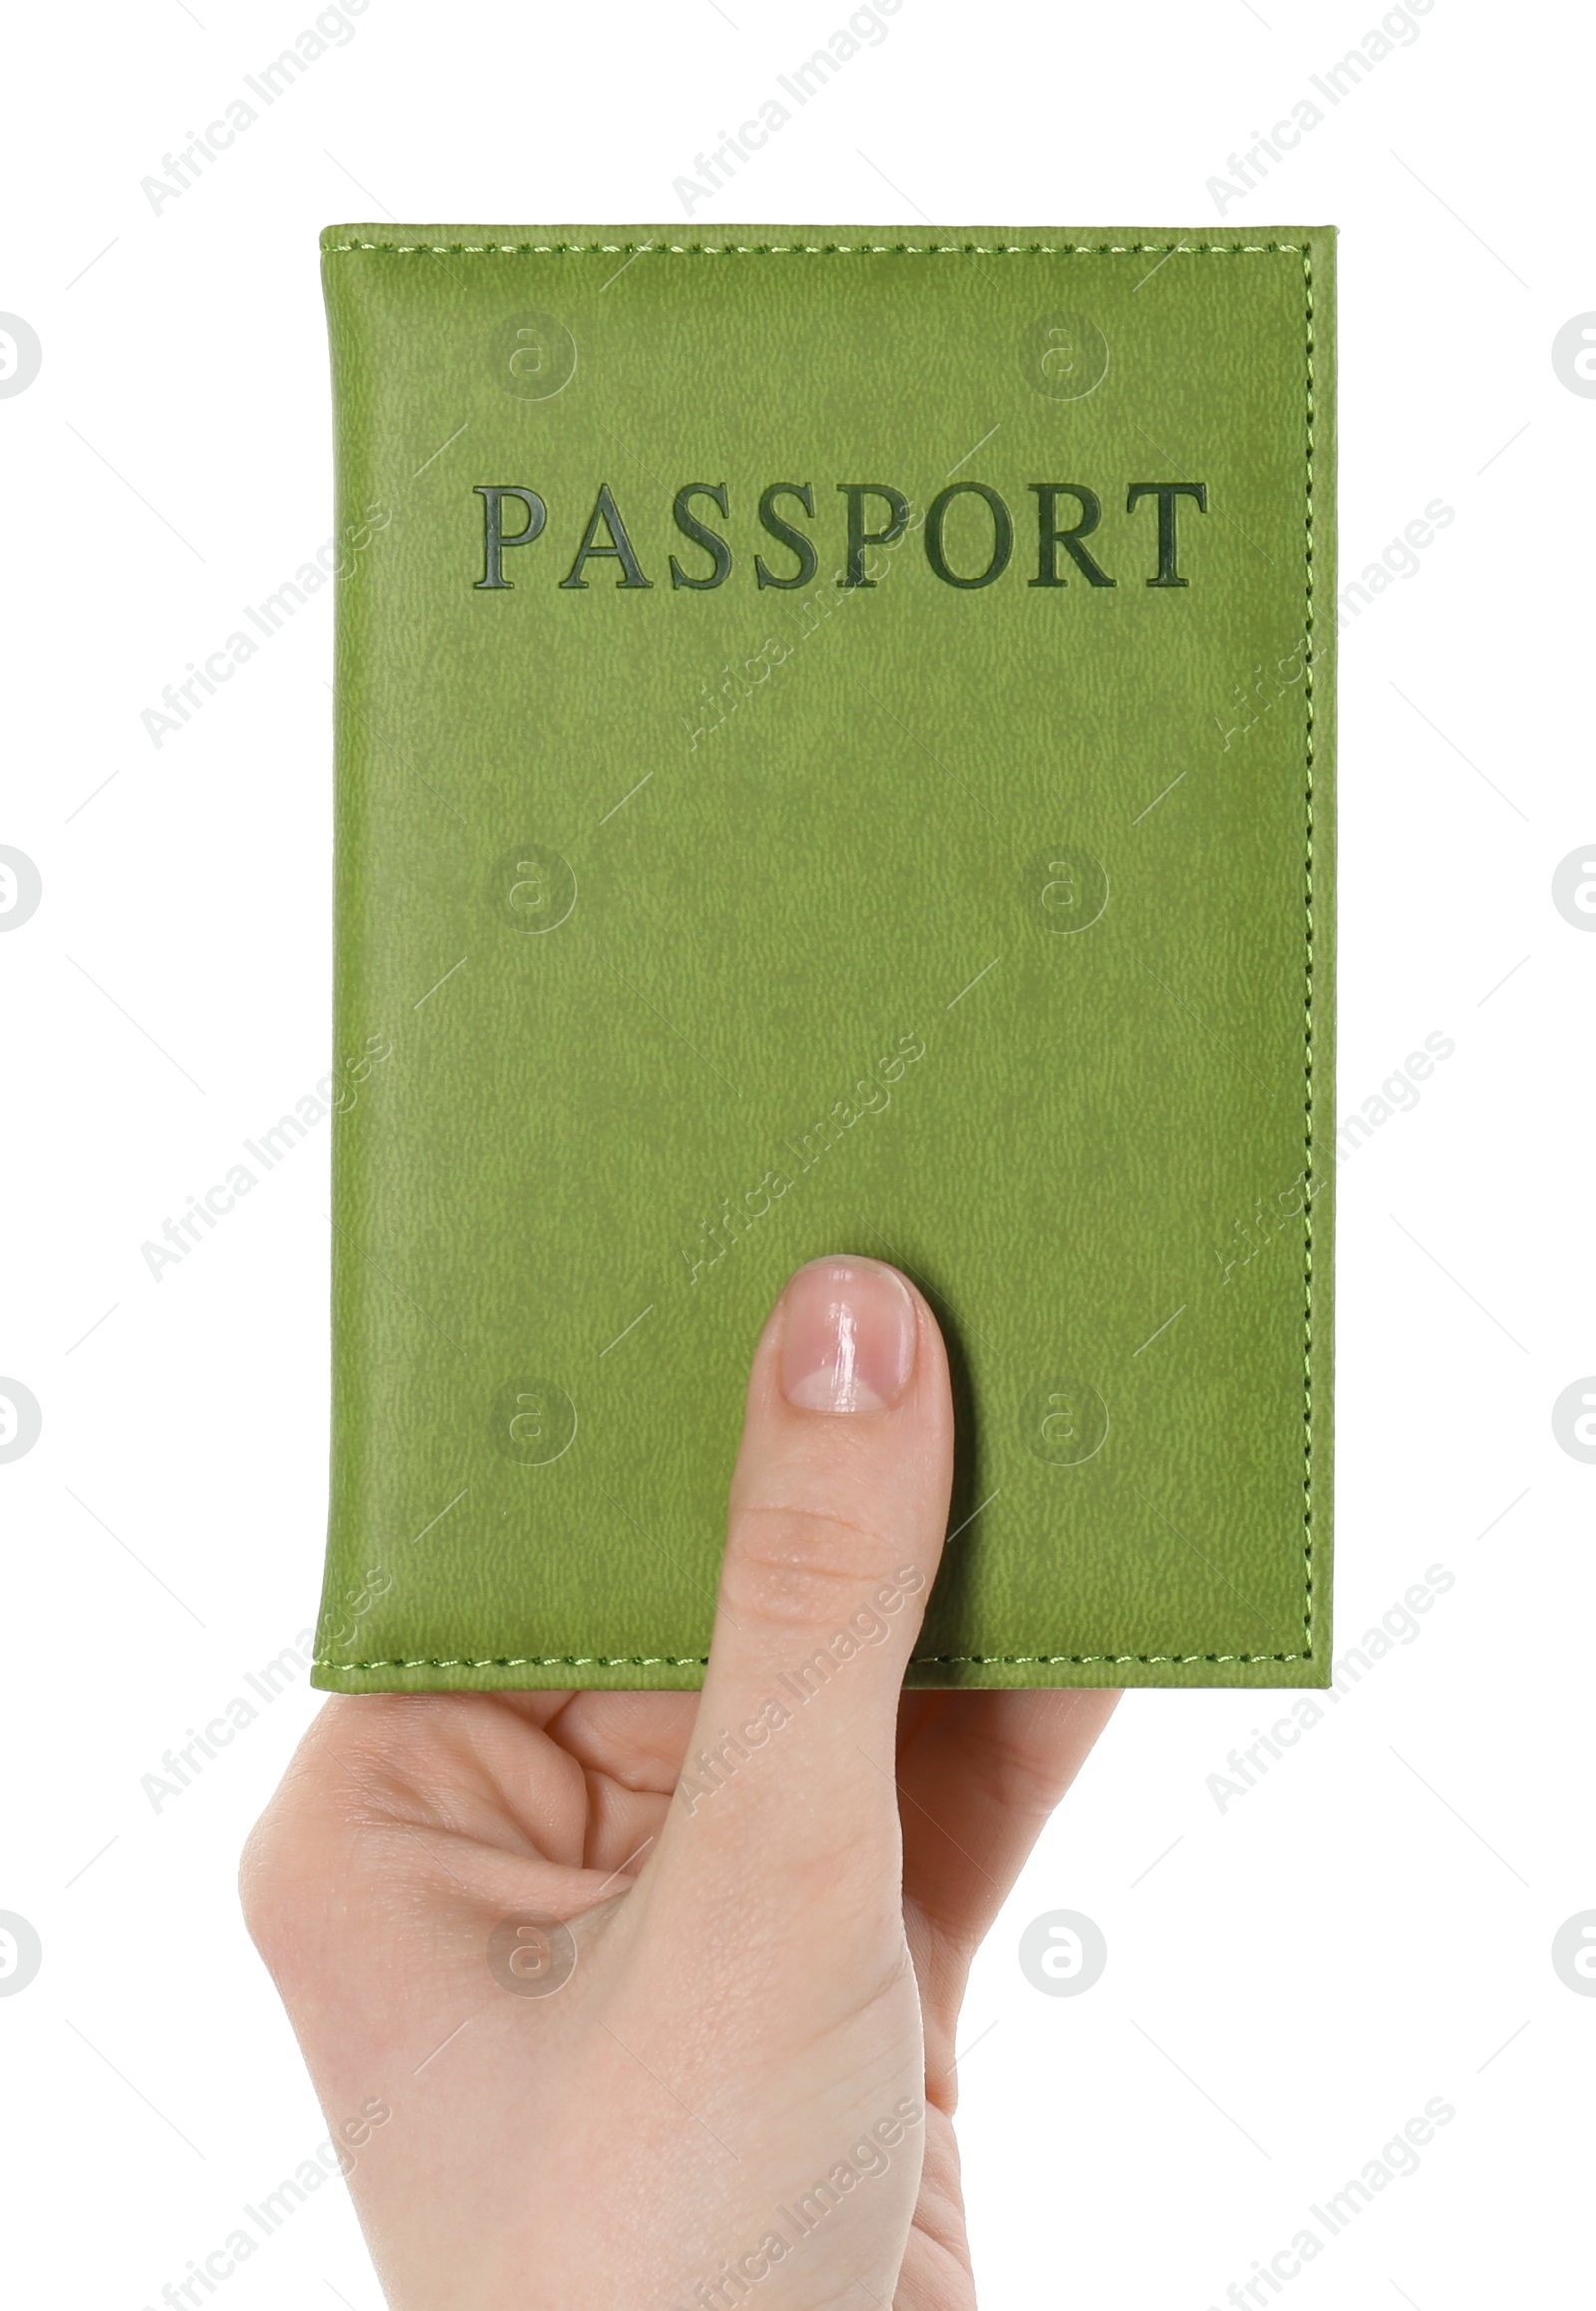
xmin=312 ymin=223 xmax=1335 ymax=1693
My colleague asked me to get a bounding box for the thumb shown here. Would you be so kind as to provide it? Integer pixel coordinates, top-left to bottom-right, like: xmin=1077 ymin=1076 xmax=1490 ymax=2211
xmin=658 ymin=1255 xmax=954 ymax=1875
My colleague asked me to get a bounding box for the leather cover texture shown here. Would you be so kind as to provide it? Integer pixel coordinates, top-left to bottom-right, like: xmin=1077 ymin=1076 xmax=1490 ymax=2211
xmin=312 ymin=222 xmax=1335 ymax=1693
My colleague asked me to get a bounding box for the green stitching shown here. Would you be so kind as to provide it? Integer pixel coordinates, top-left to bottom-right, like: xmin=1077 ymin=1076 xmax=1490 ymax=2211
xmin=317 ymin=1650 xmax=1308 ymax=1670
xmin=324 ymin=238 xmax=1305 ymax=258
xmin=1302 ymin=241 xmax=1316 ymax=1664
xmin=316 ymin=1654 xmax=711 ymax=1671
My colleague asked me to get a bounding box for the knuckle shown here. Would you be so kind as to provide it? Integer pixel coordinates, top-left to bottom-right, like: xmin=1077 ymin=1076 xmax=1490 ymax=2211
xmin=237 ymin=1810 xmax=295 ymax=1965
xmin=722 ymin=1501 xmax=906 ymax=1632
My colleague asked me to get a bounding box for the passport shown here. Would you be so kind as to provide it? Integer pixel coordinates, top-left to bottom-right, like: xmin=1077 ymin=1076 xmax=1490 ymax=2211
xmin=312 ymin=222 xmax=1336 ymax=1692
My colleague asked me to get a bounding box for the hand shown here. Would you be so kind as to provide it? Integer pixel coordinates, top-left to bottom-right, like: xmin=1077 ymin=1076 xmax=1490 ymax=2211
xmin=242 ymin=1257 xmax=1117 ymax=2308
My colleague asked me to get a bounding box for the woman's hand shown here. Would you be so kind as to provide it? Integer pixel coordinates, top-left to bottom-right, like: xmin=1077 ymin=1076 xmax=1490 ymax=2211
xmin=242 ymin=1257 xmax=1116 ymax=2308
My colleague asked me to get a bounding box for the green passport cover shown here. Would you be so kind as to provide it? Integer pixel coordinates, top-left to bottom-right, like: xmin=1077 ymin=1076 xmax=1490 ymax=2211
xmin=312 ymin=223 xmax=1335 ymax=1694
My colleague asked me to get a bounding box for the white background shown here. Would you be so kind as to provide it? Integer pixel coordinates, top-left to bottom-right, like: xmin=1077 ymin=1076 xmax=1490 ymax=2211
xmin=1 ymin=0 xmax=1591 ymax=2303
